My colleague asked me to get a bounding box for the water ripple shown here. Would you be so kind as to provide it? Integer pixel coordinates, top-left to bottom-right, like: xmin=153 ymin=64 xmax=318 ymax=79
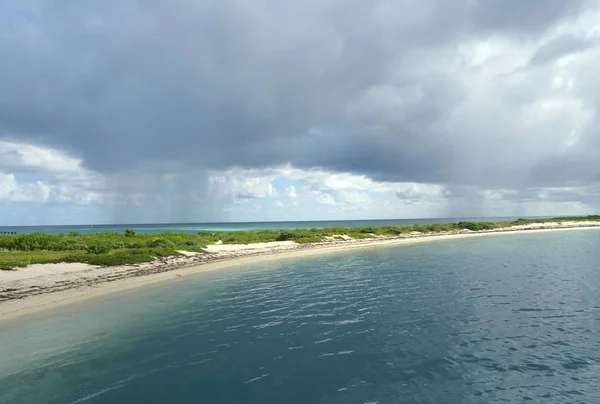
xmin=2 ymin=231 xmax=600 ymax=403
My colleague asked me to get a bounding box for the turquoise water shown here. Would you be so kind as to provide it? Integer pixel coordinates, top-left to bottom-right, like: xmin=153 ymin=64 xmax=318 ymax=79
xmin=0 ymin=217 xmax=531 ymax=234
xmin=1 ymin=230 xmax=600 ymax=403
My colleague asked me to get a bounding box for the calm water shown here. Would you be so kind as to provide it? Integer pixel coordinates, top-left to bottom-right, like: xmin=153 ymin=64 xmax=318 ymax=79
xmin=0 ymin=217 xmax=534 ymax=234
xmin=1 ymin=230 xmax=600 ymax=403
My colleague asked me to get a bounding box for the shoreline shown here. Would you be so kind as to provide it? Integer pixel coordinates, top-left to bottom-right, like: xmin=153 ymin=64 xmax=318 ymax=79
xmin=1 ymin=222 xmax=599 ymax=322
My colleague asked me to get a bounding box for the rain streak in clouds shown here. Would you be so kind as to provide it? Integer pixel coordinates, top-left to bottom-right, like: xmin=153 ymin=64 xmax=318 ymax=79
xmin=1 ymin=0 xmax=600 ymax=224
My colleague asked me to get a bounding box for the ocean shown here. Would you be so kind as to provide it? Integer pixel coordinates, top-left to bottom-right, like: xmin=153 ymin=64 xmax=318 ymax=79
xmin=1 ymin=229 xmax=599 ymax=403
xmin=0 ymin=217 xmax=537 ymax=234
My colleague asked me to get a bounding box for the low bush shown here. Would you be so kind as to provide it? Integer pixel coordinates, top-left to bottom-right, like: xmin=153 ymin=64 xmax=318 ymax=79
xmin=85 ymin=243 xmax=112 ymax=255
xmin=276 ymin=232 xmax=294 ymax=241
xmin=148 ymin=238 xmax=175 ymax=248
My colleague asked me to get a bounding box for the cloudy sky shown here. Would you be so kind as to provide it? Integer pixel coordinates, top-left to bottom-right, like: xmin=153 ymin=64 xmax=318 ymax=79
xmin=1 ymin=0 xmax=600 ymax=225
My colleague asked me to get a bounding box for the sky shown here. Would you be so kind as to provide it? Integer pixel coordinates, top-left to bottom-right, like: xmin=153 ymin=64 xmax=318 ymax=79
xmin=1 ymin=0 xmax=600 ymax=225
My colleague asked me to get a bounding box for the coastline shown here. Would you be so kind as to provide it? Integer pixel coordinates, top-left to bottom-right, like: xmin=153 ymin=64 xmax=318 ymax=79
xmin=1 ymin=221 xmax=599 ymax=322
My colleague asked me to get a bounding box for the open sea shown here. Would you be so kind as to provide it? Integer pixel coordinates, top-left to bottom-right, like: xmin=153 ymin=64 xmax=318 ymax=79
xmin=1 ymin=229 xmax=600 ymax=403
xmin=0 ymin=217 xmax=542 ymax=234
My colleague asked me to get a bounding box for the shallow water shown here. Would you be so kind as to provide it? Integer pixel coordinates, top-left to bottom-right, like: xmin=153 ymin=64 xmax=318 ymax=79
xmin=1 ymin=230 xmax=600 ymax=403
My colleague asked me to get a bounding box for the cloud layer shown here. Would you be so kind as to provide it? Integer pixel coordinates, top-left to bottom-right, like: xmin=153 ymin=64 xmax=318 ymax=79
xmin=1 ymin=0 xmax=600 ymax=223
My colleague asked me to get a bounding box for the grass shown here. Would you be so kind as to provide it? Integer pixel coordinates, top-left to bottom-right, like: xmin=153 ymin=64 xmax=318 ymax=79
xmin=0 ymin=216 xmax=598 ymax=270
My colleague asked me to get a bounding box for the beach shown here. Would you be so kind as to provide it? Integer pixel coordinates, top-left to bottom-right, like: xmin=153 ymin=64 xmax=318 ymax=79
xmin=1 ymin=221 xmax=599 ymax=322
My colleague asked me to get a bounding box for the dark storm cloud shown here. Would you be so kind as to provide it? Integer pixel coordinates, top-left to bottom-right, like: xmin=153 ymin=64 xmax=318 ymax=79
xmin=471 ymin=0 xmax=588 ymax=35
xmin=0 ymin=0 xmax=599 ymax=192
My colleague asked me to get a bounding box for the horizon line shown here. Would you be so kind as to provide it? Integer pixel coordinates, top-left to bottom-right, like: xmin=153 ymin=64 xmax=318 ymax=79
xmin=0 ymin=215 xmax=566 ymax=228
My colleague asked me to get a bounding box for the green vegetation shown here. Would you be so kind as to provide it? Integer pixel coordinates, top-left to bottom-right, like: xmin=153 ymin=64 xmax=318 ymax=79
xmin=0 ymin=248 xmax=177 ymax=270
xmin=0 ymin=216 xmax=598 ymax=270
xmin=0 ymin=230 xmax=208 ymax=269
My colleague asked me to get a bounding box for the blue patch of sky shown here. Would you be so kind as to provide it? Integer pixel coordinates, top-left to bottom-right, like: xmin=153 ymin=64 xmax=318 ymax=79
xmin=13 ymin=172 xmax=48 ymax=183
xmin=272 ymin=176 xmax=303 ymax=194
xmin=0 ymin=202 xmax=103 ymax=226
xmin=0 ymin=4 xmax=39 ymax=33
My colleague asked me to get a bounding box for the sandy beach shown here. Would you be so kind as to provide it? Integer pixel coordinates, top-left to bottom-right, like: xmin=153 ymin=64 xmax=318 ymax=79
xmin=1 ymin=221 xmax=599 ymax=322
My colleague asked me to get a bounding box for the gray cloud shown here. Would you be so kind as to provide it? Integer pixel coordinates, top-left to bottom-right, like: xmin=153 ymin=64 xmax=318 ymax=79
xmin=471 ymin=0 xmax=589 ymax=35
xmin=529 ymin=33 xmax=598 ymax=65
xmin=1 ymin=0 xmax=599 ymax=202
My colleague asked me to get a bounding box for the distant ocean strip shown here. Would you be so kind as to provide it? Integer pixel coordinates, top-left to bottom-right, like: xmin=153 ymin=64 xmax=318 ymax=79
xmin=0 ymin=217 xmax=551 ymax=234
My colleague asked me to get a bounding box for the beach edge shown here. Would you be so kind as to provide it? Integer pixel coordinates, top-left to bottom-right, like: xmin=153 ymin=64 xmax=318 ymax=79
xmin=1 ymin=223 xmax=599 ymax=322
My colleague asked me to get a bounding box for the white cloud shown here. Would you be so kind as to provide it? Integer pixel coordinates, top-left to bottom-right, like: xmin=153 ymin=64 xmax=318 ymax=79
xmin=314 ymin=192 xmax=336 ymax=206
xmin=394 ymin=183 xmax=446 ymax=203
xmin=0 ymin=140 xmax=141 ymax=207
xmin=211 ymin=165 xmax=447 ymax=207
xmin=278 ymin=166 xmax=445 ymax=197
xmin=281 ymin=185 xmax=299 ymax=207
xmin=206 ymin=164 xmax=600 ymax=220
xmin=0 ymin=139 xmax=84 ymax=174
xmin=209 ymin=171 xmax=277 ymax=200
xmin=284 ymin=185 xmax=298 ymax=200
xmin=0 ymin=169 xmax=114 ymax=206
xmin=0 ymin=142 xmax=598 ymax=223
xmin=0 ymin=172 xmax=50 ymax=202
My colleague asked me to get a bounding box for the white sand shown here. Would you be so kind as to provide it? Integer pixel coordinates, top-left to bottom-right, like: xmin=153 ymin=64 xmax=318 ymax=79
xmin=0 ymin=263 xmax=96 ymax=282
xmin=1 ymin=221 xmax=599 ymax=322
xmin=204 ymin=240 xmax=297 ymax=253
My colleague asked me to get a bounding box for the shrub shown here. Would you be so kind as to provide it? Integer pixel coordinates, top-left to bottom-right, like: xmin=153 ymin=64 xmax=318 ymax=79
xmin=85 ymin=243 xmax=111 ymax=254
xmin=121 ymin=239 xmax=146 ymax=249
xmin=456 ymin=222 xmax=479 ymax=231
xmin=348 ymin=233 xmax=374 ymax=239
xmin=410 ymin=225 xmax=428 ymax=233
xmin=359 ymin=226 xmax=377 ymax=234
xmin=148 ymin=237 xmax=175 ymax=248
xmin=125 ymin=229 xmax=136 ymax=237
xmin=52 ymin=239 xmax=87 ymax=251
xmin=276 ymin=232 xmax=294 ymax=241
xmin=513 ymin=218 xmax=530 ymax=225
xmin=381 ymin=226 xmax=402 ymax=235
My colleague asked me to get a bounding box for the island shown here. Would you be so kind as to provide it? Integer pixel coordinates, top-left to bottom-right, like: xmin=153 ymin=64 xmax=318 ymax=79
xmin=1 ymin=216 xmax=599 ymax=321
